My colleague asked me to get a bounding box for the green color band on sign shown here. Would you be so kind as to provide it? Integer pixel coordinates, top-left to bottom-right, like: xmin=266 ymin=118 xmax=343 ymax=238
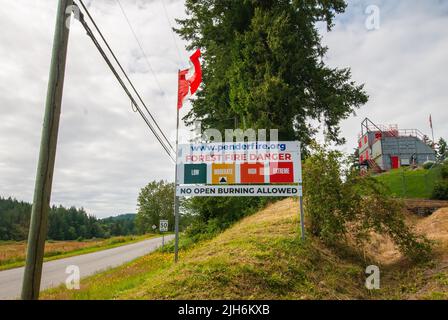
xmin=184 ymin=164 xmax=207 ymax=184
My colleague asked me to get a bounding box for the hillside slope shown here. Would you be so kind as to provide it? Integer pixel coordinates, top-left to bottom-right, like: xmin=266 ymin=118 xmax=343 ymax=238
xmin=42 ymin=199 xmax=448 ymax=300
xmin=374 ymin=167 xmax=442 ymax=199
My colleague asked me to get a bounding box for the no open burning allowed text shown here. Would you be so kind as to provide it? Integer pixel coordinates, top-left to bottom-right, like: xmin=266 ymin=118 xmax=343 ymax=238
xmin=176 ymin=185 xmax=302 ymax=197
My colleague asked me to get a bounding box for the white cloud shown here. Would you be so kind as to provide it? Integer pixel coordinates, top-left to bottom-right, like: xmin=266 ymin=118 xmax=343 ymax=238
xmin=0 ymin=0 xmax=189 ymax=217
xmin=0 ymin=0 xmax=446 ymax=217
xmin=321 ymin=0 xmax=448 ymax=153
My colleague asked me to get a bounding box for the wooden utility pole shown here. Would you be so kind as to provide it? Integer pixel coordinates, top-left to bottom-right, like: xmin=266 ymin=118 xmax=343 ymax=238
xmin=21 ymin=0 xmax=73 ymax=300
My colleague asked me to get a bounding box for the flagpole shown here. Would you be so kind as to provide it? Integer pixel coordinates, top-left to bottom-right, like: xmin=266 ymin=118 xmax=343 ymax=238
xmin=174 ymin=70 xmax=181 ymax=263
xmin=431 ymin=126 xmax=435 ymax=148
xmin=173 ymin=51 xmax=201 ymax=262
xmin=431 ymin=116 xmax=435 ymax=148
xmin=430 ymin=114 xmax=435 ymax=148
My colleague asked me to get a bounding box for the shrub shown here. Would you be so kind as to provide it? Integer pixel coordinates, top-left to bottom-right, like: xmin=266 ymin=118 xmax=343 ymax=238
xmin=432 ymin=180 xmax=448 ymax=200
xmin=302 ymin=146 xmax=344 ymax=242
xmin=423 ymin=161 xmax=436 ymax=170
xmin=107 ymin=237 xmax=126 ymax=245
xmin=441 ymin=162 xmax=448 ymax=179
xmin=303 ymin=144 xmax=432 ymax=262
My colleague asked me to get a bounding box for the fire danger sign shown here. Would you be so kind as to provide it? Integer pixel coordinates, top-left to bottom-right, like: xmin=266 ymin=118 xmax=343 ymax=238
xmin=176 ymin=141 xmax=302 ymax=197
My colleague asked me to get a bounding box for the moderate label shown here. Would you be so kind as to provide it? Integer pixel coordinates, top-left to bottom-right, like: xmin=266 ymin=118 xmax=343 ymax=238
xmin=211 ymin=163 xmax=236 ymax=185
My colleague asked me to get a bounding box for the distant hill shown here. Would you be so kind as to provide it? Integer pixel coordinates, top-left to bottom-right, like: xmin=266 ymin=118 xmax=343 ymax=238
xmin=100 ymin=213 xmax=137 ymax=237
xmin=102 ymin=213 xmax=136 ymax=221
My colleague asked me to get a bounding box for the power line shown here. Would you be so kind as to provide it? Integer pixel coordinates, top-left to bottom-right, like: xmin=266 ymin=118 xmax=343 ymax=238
xmin=75 ymin=1 xmax=175 ymax=162
xmin=77 ymin=1 xmax=174 ymax=151
xmin=78 ymin=0 xmax=173 ymax=151
xmin=115 ymin=0 xmax=165 ymax=94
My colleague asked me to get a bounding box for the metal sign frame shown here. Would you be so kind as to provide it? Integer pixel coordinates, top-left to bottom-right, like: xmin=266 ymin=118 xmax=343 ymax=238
xmin=176 ymin=141 xmax=302 ymax=196
xmin=173 ymin=141 xmax=305 ymax=246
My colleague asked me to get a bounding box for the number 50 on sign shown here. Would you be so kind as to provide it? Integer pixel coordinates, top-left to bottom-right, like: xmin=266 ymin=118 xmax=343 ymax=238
xmin=159 ymin=220 xmax=168 ymax=232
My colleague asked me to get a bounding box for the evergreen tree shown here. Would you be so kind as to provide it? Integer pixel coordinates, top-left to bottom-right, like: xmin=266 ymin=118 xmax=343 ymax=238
xmin=437 ymin=138 xmax=447 ymax=161
xmin=175 ymin=0 xmax=368 ymax=146
xmin=173 ymin=0 xmax=368 ymax=232
xmin=0 ymin=197 xmax=138 ymax=241
xmin=348 ymin=148 xmax=360 ymax=170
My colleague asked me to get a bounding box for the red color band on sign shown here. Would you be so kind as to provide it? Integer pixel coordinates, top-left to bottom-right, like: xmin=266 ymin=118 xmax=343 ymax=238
xmin=269 ymin=162 xmax=294 ymax=183
xmin=240 ymin=163 xmax=265 ymax=184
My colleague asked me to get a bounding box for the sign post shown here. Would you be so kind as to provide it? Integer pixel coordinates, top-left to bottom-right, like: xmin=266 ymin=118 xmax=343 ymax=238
xmin=174 ymin=141 xmax=305 ymax=253
xmin=298 ymin=151 xmax=305 ymax=240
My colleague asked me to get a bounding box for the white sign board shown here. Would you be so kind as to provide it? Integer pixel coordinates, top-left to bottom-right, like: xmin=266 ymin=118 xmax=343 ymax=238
xmin=175 ymin=141 xmax=302 ymax=197
xmin=159 ymin=220 xmax=168 ymax=232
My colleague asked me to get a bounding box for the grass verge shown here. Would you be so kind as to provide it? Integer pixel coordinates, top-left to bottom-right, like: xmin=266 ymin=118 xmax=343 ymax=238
xmin=0 ymin=234 xmax=165 ymax=271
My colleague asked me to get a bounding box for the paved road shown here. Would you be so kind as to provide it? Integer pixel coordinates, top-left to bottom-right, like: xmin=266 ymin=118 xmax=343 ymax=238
xmin=0 ymin=235 xmax=174 ymax=300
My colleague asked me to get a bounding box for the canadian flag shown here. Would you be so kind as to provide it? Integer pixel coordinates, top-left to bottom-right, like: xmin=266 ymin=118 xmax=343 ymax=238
xmin=177 ymin=49 xmax=202 ymax=109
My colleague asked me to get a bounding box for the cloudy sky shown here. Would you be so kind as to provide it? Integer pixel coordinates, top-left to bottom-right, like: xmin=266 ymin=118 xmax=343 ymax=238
xmin=0 ymin=0 xmax=447 ymax=218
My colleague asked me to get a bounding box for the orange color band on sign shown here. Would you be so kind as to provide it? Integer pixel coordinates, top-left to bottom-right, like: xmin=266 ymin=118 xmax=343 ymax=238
xmin=211 ymin=163 xmax=236 ymax=184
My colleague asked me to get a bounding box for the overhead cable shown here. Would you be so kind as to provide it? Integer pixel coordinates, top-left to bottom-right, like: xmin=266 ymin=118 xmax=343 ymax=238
xmin=78 ymin=0 xmax=174 ymax=152
xmin=74 ymin=2 xmax=175 ymax=162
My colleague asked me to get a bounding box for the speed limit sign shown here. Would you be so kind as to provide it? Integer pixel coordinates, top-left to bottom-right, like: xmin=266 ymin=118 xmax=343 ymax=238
xmin=159 ymin=220 xmax=168 ymax=232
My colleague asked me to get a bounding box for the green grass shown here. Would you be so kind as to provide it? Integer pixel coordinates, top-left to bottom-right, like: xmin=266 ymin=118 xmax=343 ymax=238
xmin=42 ymin=199 xmax=373 ymax=300
xmin=41 ymin=199 xmax=448 ymax=300
xmin=0 ymin=234 xmax=165 ymax=271
xmin=374 ymin=166 xmax=442 ymax=199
